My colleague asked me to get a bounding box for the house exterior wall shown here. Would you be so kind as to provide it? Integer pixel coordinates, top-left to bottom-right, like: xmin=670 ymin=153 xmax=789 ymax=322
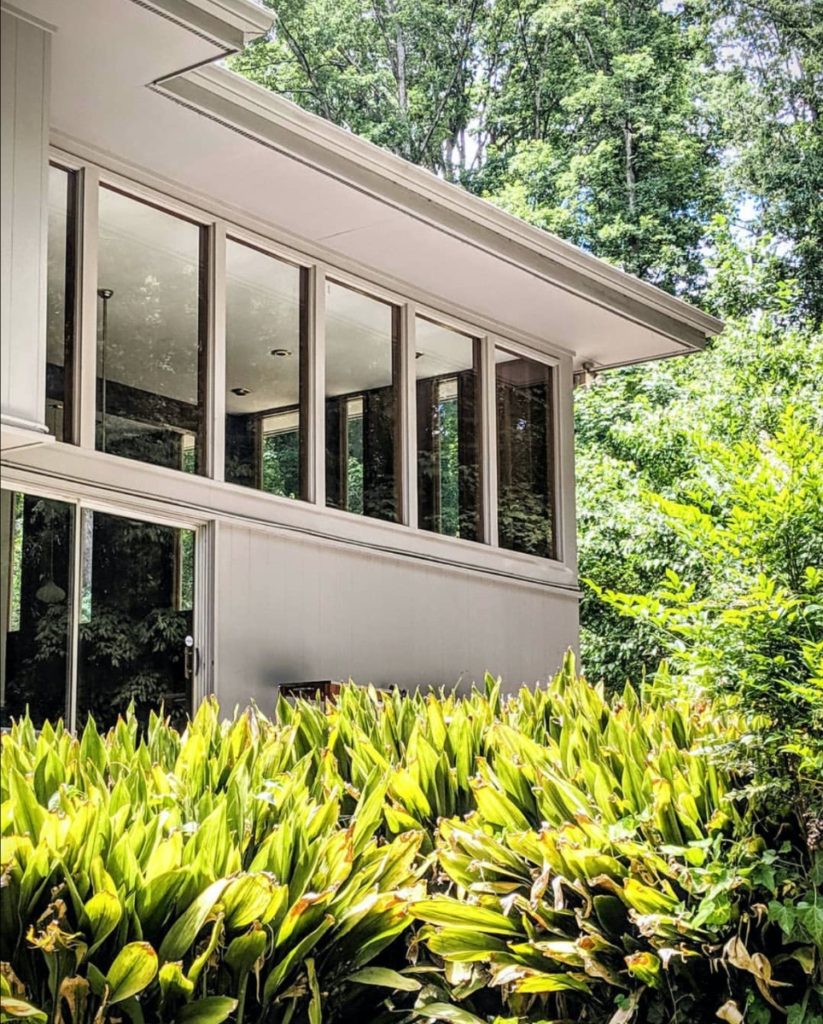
xmin=0 ymin=5 xmax=584 ymax=714
xmin=0 ymin=7 xmax=51 ymax=437
xmin=215 ymin=520 xmax=578 ymax=705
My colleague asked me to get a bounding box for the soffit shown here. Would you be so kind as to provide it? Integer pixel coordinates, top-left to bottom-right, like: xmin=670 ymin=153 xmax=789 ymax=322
xmin=19 ymin=0 xmax=721 ymax=370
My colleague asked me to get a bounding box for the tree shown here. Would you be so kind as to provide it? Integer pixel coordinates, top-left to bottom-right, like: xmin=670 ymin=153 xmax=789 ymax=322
xmin=699 ymin=0 xmax=823 ymax=325
xmin=230 ymin=0 xmax=485 ymax=178
xmin=477 ymin=0 xmax=724 ymax=292
xmin=234 ymin=1 xmax=724 ymax=288
xmin=575 ymin=225 xmax=823 ymax=690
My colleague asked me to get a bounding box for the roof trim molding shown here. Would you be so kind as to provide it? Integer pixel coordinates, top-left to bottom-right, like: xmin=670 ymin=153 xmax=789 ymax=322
xmin=1 ymin=1 xmax=57 ymax=33
xmin=134 ymin=0 xmax=271 ymax=51
xmin=156 ymin=62 xmax=723 ymax=350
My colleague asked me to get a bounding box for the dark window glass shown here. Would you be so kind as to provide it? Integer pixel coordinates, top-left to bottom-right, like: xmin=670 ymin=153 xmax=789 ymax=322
xmin=225 ymin=240 xmax=307 ymax=497
xmin=416 ymin=318 xmax=481 ymax=540
xmin=0 ymin=491 xmax=73 ymax=727
xmin=96 ymin=188 xmax=207 ymax=473
xmin=496 ymin=350 xmax=556 ymax=559
xmin=325 ymin=282 xmax=400 ymax=522
xmin=77 ymin=510 xmax=194 ymax=729
xmin=45 ymin=166 xmax=77 ymax=440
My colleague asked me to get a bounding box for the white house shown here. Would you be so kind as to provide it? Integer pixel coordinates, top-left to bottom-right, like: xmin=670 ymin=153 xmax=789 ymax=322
xmin=0 ymin=0 xmax=722 ymax=728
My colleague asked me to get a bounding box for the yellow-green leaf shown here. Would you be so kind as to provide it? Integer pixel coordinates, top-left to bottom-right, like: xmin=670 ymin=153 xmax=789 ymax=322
xmin=106 ymin=942 xmax=158 ymax=1004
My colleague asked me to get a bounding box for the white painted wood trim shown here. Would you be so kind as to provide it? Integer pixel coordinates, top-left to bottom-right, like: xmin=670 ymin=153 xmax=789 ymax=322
xmin=308 ymin=264 xmax=326 ymax=506
xmin=208 ymin=220 xmax=226 ymax=481
xmin=193 ymin=517 xmax=217 ymax=701
xmin=480 ymin=335 xmax=498 ymax=548
xmin=76 ymin=165 xmax=99 ymax=450
xmin=557 ymin=354 xmax=577 ymax=569
xmin=400 ymin=303 xmax=417 ymax=529
xmin=67 ymin=503 xmax=82 ymax=732
xmin=141 ymin=0 xmax=272 ymax=51
xmin=0 ymin=451 xmax=577 ymax=590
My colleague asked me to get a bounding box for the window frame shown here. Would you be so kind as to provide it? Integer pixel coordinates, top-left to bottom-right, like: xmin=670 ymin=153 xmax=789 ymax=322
xmin=0 ymin=475 xmax=215 ymax=731
xmin=493 ymin=340 xmax=561 ymax=561
xmin=224 ymin=233 xmax=310 ymax=499
xmin=94 ymin=181 xmax=211 ymax=475
xmin=323 ymin=276 xmax=403 ymax=524
xmin=45 ymin=144 xmax=572 ymax=585
xmin=413 ymin=313 xmax=484 ymax=545
xmin=44 ymin=163 xmax=80 ymax=444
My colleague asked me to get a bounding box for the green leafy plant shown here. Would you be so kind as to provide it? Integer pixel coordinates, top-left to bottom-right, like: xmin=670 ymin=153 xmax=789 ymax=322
xmin=2 ymin=661 xmax=820 ymax=1023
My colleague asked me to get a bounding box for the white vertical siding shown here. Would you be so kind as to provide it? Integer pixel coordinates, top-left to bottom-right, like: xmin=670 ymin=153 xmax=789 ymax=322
xmin=1 ymin=8 xmax=51 ymax=435
xmin=214 ymin=520 xmax=579 ymax=708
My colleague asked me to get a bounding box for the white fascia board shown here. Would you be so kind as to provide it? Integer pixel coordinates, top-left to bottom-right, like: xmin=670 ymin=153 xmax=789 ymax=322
xmin=156 ymin=63 xmax=724 ymax=356
xmin=0 ymin=2 xmax=56 ymax=33
xmin=137 ymin=0 xmax=272 ymax=52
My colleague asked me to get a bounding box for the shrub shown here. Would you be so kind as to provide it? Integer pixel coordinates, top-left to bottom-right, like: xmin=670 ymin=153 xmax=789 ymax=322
xmin=1 ymin=661 xmax=820 ymax=1023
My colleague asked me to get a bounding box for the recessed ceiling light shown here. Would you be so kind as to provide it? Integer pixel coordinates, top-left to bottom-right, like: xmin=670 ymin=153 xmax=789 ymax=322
xmin=270 ymin=348 xmax=292 ymax=358
xmin=231 ymin=387 xmax=252 ymax=396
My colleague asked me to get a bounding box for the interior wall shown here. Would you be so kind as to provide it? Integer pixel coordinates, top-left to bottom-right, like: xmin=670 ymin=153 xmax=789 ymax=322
xmin=215 ymin=519 xmax=579 ymax=709
xmin=0 ymin=8 xmax=51 ymax=434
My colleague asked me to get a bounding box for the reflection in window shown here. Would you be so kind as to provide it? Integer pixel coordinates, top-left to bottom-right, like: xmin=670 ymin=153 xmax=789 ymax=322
xmin=325 ymin=283 xmax=400 ymax=522
xmin=45 ymin=166 xmax=77 ymax=441
xmin=496 ymin=350 xmax=556 ymax=559
xmin=0 ymin=491 xmax=73 ymax=727
xmin=96 ymin=188 xmax=207 ymax=473
xmin=225 ymin=240 xmax=307 ymax=497
xmin=77 ymin=510 xmax=194 ymax=729
xmin=416 ymin=319 xmax=481 ymax=540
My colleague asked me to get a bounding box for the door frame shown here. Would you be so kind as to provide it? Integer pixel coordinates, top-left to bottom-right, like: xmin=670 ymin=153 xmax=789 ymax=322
xmin=0 ymin=469 xmax=216 ymax=730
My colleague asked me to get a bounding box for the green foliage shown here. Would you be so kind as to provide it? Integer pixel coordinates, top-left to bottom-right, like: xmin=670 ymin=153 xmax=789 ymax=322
xmin=698 ymin=0 xmax=823 ymax=324
xmin=575 ymin=233 xmax=823 ymax=692
xmin=3 ymin=663 xmax=821 ymax=1022
xmin=592 ymin=407 xmax=823 ymax=811
xmin=480 ymin=0 xmax=723 ymax=291
xmin=0 ymin=701 xmax=426 ymax=1023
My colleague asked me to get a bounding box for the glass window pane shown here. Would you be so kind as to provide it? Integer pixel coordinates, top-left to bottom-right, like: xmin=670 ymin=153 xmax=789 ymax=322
xmin=325 ymin=282 xmax=400 ymax=522
xmin=77 ymin=510 xmax=195 ymax=729
xmin=496 ymin=350 xmax=556 ymax=559
xmin=46 ymin=166 xmax=77 ymax=441
xmin=225 ymin=240 xmax=306 ymax=498
xmin=96 ymin=188 xmax=207 ymax=473
xmin=416 ymin=318 xmax=481 ymax=540
xmin=1 ymin=491 xmax=73 ymax=727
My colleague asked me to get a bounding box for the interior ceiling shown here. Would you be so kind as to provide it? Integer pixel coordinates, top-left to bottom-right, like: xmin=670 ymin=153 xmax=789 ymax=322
xmin=27 ymin=0 xmax=703 ymax=373
xmin=49 ymin=187 xmax=479 ymax=411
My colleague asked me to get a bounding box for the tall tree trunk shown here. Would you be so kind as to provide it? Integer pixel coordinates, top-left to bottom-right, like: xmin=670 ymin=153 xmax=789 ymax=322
xmin=624 ymin=121 xmax=637 ymax=216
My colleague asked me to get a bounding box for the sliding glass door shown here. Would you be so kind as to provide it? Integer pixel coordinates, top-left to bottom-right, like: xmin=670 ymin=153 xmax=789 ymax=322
xmin=0 ymin=492 xmax=73 ymax=728
xmin=0 ymin=489 xmax=198 ymax=730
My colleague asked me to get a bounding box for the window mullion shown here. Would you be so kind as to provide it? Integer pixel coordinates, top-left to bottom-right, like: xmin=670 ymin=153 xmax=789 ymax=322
xmin=208 ymin=221 xmax=227 ymax=481
xmin=66 ymin=501 xmax=83 ymax=733
xmin=400 ymin=303 xmax=417 ymax=529
xmin=75 ymin=166 xmax=99 ymax=450
xmin=481 ymin=334 xmax=498 ymax=547
xmin=555 ymin=354 xmax=575 ymax=568
xmin=307 ymin=264 xmax=326 ymax=506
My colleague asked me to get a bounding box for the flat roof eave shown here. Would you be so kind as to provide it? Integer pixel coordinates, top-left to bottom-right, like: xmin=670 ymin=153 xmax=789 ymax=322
xmin=143 ymin=0 xmax=273 ymax=50
xmin=156 ymin=62 xmax=724 ymax=356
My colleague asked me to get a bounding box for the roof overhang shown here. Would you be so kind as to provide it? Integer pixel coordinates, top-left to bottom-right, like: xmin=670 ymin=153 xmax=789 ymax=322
xmin=13 ymin=0 xmax=723 ymax=369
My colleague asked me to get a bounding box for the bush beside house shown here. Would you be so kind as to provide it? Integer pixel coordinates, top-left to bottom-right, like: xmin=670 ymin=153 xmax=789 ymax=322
xmin=2 ymin=657 xmax=820 ymax=1023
